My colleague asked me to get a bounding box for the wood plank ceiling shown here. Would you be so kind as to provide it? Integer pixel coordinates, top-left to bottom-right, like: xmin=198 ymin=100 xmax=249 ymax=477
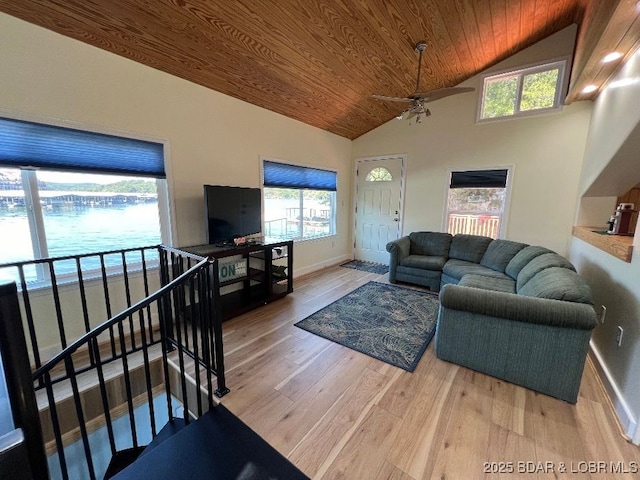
xmin=0 ymin=0 xmax=639 ymax=139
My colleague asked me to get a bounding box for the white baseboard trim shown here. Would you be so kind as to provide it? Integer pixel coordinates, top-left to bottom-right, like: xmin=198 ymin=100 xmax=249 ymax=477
xmin=589 ymin=340 xmax=639 ymax=444
xmin=292 ymin=254 xmax=353 ymax=278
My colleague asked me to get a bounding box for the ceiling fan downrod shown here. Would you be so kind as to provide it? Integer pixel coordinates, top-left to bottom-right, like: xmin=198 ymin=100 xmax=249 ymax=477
xmin=414 ymin=41 xmax=427 ymax=93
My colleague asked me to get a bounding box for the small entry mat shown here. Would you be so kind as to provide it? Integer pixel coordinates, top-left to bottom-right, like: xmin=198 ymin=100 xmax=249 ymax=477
xmin=340 ymin=260 xmax=389 ymax=275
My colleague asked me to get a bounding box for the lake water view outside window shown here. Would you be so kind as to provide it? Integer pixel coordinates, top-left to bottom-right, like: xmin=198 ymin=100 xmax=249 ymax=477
xmin=0 ymin=168 xmax=162 ymax=281
xmin=445 ymin=169 xmax=510 ymax=239
xmin=0 ymin=116 xmax=167 ymax=283
xmin=262 ymin=160 xmax=336 ymax=241
xmin=479 ymin=60 xmax=566 ymax=121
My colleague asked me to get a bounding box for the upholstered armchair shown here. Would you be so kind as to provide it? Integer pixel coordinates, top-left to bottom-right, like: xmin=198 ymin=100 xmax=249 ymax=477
xmin=386 ymin=231 xmax=452 ymax=291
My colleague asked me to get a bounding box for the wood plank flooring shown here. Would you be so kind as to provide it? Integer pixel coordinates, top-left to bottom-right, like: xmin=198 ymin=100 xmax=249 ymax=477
xmin=217 ymin=265 xmax=639 ymax=480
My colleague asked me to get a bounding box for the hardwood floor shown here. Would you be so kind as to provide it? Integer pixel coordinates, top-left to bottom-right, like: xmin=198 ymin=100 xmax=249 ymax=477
xmin=217 ymin=265 xmax=639 ymax=480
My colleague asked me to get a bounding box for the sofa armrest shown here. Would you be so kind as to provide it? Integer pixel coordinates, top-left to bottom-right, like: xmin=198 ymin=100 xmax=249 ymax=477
xmin=439 ymin=284 xmax=597 ymax=330
xmin=386 ymin=236 xmax=410 ymax=283
xmin=386 ymin=236 xmax=410 ymax=265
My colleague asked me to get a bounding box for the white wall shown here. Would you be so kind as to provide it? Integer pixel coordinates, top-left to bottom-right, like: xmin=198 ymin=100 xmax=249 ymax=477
xmin=353 ymin=26 xmax=592 ymax=255
xmin=569 ymin=46 xmax=640 ymax=443
xmin=0 ymin=12 xmax=353 ymax=272
xmin=0 ymin=12 xmax=353 ymax=355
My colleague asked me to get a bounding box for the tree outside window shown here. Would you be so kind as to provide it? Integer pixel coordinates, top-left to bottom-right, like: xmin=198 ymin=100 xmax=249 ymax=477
xmin=480 ymin=61 xmax=565 ymax=121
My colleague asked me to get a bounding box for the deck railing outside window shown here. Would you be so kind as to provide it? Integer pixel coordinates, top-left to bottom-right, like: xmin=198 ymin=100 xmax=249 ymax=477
xmin=447 ymin=213 xmax=501 ymax=239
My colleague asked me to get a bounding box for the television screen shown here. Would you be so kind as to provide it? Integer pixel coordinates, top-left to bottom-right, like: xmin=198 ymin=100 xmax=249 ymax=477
xmin=204 ymin=185 xmax=262 ymax=244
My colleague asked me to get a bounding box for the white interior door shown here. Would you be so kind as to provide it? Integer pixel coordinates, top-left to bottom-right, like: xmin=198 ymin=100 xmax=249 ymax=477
xmin=354 ymin=156 xmax=404 ymax=264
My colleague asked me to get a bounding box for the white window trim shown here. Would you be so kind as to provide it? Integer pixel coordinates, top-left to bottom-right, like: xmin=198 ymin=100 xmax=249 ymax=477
xmin=441 ymin=165 xmax=515 ymax=239
xmin=476 ymin=56 xmax=570 ymax=123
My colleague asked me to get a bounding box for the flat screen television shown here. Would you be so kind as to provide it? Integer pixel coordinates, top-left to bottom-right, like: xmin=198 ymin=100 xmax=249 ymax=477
xmin=204 ymin=185 xmax=262 ymax=244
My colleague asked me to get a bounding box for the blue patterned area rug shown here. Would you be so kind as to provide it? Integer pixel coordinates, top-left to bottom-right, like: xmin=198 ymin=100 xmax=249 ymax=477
xmin=340 ymin=260 xmax=389 ymax=275
xmin=294 ymin=281 xmax=438 ymax=372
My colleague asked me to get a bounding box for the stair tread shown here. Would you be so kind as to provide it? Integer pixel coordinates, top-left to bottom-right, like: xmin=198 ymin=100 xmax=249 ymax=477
xmin=111 ymin=404 xmax=308 ymax=480
xmin=35 ymin=344 xmax=163 ymax=410
xmin=138 ymin=417 xmax=186 ymax=458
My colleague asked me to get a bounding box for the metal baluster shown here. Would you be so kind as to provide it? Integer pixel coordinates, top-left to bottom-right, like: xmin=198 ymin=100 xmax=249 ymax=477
xmin=64 ymin=355 xmax=96 ymax=480
xmin=90 ymin=336 xmax=117 ymax=457
xmin=99 ymin=254 xmax=117 ymax=360
xmin=199 ymin=266 xmax=214 ymax=408
xmin=117 ymin=320 xmax=138 ymax=448
xmin=171 ymin=283 xmax=190 ymax=423
xmin=137 ymin=299 xmax=157 ymax=437
xmin=188 ymin=274 xmax=202 ymax=416
xmin=44 ymin=372 xmax=69 ymax=480
xmin=211 ymin=260 xmax=228 ymax=397
xmin=121 ymin=251 xmax=136 ymax=350
xmin=156 ymin=263 xmax=175 ymax=424
xmin=75 ymin=257 xmax=95 ymax=368
xmin=17 ymin=265 xmax=43 ymax=385
xmin=48 ymin=261 xmax=67 ymax=349
xmin=140 ymin=248 xmax=154 ymax=344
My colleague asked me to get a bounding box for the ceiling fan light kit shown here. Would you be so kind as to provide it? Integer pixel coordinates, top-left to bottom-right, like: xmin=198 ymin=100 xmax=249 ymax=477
xmin=373 ymin=41 xmax=474 ymax=125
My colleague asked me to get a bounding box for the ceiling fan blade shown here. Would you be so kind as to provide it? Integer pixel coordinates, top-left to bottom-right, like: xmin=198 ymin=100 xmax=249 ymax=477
xmin=413 ymin=87 xmax=475 ymax=102
xmin=371 ymin=94 xmax=413 ymax=103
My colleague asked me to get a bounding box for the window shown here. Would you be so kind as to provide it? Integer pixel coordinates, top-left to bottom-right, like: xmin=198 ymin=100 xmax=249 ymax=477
xmin=262 ymin=160 xmax=336 ymax=241
xmin=444 ymin=169 xmax=511 ymax=239
xmin=365 ymin=167 xmax=392 ymax=182
xmin=0 ymin=116 xmax=169 ymax=282
xmin=478 ymin=60 xmax=566 ymax=121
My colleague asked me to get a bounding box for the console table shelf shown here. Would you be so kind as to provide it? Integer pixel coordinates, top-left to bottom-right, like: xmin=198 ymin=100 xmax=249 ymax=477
xmin=178 ymin=240 xmax=293 ymax=320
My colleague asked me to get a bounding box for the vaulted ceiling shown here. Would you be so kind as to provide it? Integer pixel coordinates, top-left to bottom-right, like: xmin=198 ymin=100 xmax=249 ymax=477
xmin=0 ymin=1 xmax=638 ymax=139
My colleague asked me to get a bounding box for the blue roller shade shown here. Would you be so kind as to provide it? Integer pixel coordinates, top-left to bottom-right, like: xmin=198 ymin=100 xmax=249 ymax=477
xmin=450 ymin=169 xmax=508 ymax=189
xmin=0 ymin=117 xmax=165 ymax=178
xmin=263 ymin=160 xmax=337 ymax=191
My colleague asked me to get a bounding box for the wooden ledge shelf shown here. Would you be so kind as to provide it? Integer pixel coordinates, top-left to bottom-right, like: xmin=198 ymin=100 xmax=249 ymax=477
xmin=572 ymin=226 xmax=634 ymax=263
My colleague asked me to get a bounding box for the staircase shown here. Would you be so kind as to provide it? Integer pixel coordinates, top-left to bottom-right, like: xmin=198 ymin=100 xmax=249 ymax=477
xmin=0 ymin=245 xmax=312 ymax=479
xmin=0 ymin=246 xmax=228 ymax=479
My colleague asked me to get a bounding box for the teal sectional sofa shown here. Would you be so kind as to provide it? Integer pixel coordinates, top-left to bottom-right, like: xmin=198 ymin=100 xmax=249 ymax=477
xmin=386 ymin=232 xmax=598 ymax=403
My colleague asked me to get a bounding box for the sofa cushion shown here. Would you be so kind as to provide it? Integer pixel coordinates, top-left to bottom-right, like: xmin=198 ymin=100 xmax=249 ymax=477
xmin=518 ymin=267 xmax=593 ymax=304
xmin=395 ymin=266 xmax=441 ymax=290
xmin=400 ymin=254 xmax=447 ymax=271
xmin=516 ymin=253 xmax=576 ymax=290
xmin=480 ymin=240 xmax=528 ymax=273
xmin=505 ymin=245 xmax=553 ymax=279
xmin=443 ymin=259 xmax=510 ymax=281
xmin=448 ymin=235 xmax=493 ymax=263
xmin=458 ymin=274 xmax=516 ymax=293
xmin=408 ymin=231 xmax=452 ymax=256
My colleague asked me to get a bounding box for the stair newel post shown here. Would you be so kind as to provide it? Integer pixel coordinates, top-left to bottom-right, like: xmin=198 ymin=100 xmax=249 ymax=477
xmin=0 ymin=281 xmax=48 ymax=480
xmin=210 ymin=259 xmax=228 ymax=398
xmin=158 ymin=247 xmax=176 ymax=421
xmin=198 ymin=261 xmax=214 ymax=408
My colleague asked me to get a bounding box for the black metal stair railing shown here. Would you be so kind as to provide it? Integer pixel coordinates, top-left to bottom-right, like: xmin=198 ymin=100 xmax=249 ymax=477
xmin=0 ymin=245 xmax=227 ymax=480
xmin=0 ymin=246 xmax=165 ymax=390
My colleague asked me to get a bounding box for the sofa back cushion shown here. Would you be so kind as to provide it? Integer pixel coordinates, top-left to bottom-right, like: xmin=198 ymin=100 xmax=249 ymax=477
xmin=409 ymin=231 xmax=452 ymax=256
xmin=448 ymin=234 xmax=492 ymax=263
xmin=480 ymin=239 xmax=528 ymax=273
xmin=518 ymin=267 xmax=593 ymax=304
xmin=516 ymin=252 xmax=576 ymax=290
xmin=505 ymin=245 xmax=554 ymax=279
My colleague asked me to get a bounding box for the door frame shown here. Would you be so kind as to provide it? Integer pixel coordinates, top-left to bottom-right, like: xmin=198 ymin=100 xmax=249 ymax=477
xmin=352 ymin=154 xmax=407 ymax=258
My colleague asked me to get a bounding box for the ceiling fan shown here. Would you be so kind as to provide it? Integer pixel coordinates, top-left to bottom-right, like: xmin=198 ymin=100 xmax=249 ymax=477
xmin=372 ymin=41 xmax=475 ymax=124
